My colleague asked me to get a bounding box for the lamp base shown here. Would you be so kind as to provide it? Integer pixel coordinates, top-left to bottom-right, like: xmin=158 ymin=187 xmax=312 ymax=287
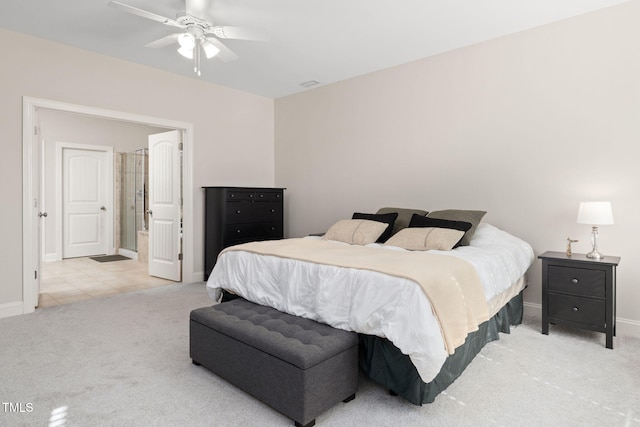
xmin=586 ymin=249 xmax=604 ymax=259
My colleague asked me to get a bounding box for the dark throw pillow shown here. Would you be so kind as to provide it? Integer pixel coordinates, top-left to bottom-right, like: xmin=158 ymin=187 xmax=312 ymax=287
xmin=352 ymin=212 xmax=399 ymax=243
xmin=426 ymin=209 xmax=487 ymax=246
xmin=409 ymin=214 xmax=472 ymax=248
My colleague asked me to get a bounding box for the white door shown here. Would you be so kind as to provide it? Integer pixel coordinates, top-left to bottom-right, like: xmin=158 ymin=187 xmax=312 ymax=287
xmin=148 ymin=130 xmax=182 ymax=281
xmin=62 ymin=147 xmax=109 ymax=258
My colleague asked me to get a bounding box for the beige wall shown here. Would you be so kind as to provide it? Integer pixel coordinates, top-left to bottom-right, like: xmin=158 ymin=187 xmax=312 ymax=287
xmin=275 ymin=1 xmax=640 ymax=329
xmin=0 ymin=29 xmax=274 ymax=309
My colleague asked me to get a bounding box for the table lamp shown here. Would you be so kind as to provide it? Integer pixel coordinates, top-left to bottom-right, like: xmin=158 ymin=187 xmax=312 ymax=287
xmin=577 ymin=201 xmax=614 ymax=259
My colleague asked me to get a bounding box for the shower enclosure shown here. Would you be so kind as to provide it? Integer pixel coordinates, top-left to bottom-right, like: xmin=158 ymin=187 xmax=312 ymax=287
xmin=119 ymin=148 xmax=148 ymax=256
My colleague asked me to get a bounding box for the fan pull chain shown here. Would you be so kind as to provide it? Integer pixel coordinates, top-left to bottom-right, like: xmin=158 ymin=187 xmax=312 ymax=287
xmin=194 ymin=38 xmax=201 ymax=76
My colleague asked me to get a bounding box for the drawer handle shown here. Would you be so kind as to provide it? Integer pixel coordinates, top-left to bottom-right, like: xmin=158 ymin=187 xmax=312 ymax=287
xmin=236 ymin=229 xmax=241 ymax=233
xmin=259 ymin=194 xmax=264 ymax=198
xmin=249 ymin=194 xmax=254 ymax=198
xmin=271 ymin=209 xmax=275 ymax=213
xmin=236 ymin=210 xmax=241 ymax=214
xmin=271 ymin=226 xmax=275 ymax=231
xmin=572 ymin=306 xmax=579 ymax=312
xmin=571 ymin=278 xmax=579 ymax=284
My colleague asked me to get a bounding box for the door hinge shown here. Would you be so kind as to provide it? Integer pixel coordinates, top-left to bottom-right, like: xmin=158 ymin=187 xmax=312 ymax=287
xmin=35 ymin=270 xmax=38 ymax=280
xmin=178 ymin=253 xmax=183 ymax=261
xmin=178 ymin=142 xmax=183 ymax=151
xmin=34 ymin=126 xmax=39 ymax=135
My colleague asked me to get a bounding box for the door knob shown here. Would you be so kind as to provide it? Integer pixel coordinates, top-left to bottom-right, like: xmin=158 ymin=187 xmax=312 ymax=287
xmin=147 ymin=210 xmax=153 ymax=216
xmin=100 ymin=206 xmax=107 ymax=211
xmin=38 ymin=212 xmax=48 ymax=218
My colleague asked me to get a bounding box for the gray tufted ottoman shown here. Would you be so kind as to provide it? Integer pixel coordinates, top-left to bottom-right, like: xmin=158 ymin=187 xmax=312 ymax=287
xmin=190 ymin=299 xmax=358 ymax=427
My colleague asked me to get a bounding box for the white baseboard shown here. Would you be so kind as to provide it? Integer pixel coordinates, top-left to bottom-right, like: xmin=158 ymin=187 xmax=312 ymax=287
xmin=523 ymin=301 xmax=541 ymax=317
xmin=0 ymin=301 xmax=25 ymax=319
xmin=118 ymin=248 xmax=138 ymax=260
xmin=522 ymin=301 xmax=640 ymax=338
xmin=195 ymin=270 xmax=205 ymax=283
xmin=44 ymin=253 xmax=59 ymax=262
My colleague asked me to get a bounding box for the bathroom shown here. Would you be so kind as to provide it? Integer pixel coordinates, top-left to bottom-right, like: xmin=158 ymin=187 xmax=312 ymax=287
xmin=116 ymin=148 xmax=149 ymax=262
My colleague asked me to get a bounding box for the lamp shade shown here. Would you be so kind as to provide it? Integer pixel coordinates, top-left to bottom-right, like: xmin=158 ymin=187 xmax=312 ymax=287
xmin=577 ymin=201 xmax=614 ymax=225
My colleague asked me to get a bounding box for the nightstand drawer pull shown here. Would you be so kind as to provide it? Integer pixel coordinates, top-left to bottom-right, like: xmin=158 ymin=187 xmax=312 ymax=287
xmin=572 ymin=306 xmax=579 ymax=312
xmin=571 ymin=278 xmax=578 ymax=284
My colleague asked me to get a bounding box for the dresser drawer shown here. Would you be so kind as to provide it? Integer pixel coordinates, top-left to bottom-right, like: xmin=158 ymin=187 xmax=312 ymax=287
xmin=252 ymin=202 xmax=282 ymax=222
xmin=548 ymin=293 xmax=605 ymax=327
xmin=227 ymin=190 xmax=255 ymax=201
xmin=226 ymin=189 xmax=283 ymax=201
xmin=548 ymin=265 xmax=605 ymax=297
xmin=254 ymin=190 xmax=282 ymax=201
xmin=225 ymin=222 xmax=282 ymax=240
xmin=226 ymin=202 xmax=282 ymax=224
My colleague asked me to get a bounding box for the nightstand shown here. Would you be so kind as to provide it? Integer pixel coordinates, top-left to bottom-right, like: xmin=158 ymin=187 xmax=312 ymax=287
xmin=539 ymin=251 xmax=620 ymax=349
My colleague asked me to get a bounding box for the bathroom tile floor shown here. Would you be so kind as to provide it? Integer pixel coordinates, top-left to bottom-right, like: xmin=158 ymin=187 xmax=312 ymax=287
xmin=38 ymin=256 xmax=177 ymax=308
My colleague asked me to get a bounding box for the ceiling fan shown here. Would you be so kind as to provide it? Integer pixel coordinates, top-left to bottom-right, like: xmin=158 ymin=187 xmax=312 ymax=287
xmin=108 ymin=0 xmax=268 ymax=76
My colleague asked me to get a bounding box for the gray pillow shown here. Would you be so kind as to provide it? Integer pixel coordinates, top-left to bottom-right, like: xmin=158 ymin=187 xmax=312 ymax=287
xmin=427 ymin=209 xmax=486 ymax=246
xmin=376 ymin=207 xmax=428 ymax=235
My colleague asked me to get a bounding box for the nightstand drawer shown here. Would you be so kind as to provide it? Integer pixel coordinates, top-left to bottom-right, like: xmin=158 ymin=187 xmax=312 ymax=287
xmin=548 ymin=293 xmax=605 ymax=326
xmin=548 ymin=265 xmax=605 ymax=297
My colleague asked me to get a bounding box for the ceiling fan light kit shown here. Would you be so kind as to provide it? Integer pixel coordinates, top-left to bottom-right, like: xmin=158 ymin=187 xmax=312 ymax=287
xmin=108 ymin=0 xmax=267 ymax=76
xmin=178 ymin=33 xmax=195 ymax=50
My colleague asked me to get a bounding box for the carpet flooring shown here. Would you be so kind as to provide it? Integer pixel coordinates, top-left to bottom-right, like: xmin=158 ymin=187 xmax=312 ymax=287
xmin=1 ymin=283 xmax=638 ymax=426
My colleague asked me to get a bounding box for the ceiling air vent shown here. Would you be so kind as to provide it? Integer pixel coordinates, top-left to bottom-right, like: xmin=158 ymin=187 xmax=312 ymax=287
xmin=299 ymin=80 xmax=320 ymax=88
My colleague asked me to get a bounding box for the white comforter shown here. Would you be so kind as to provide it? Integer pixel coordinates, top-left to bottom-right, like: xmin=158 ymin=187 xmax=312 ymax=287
xmin=206 ymin=223 xmax=534 ymax=382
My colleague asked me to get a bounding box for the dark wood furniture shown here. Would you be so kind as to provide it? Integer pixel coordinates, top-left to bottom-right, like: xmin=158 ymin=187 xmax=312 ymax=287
xmin=539 ymin=251 xmax=620 ymax=349
xmin=203 ymin=186 xmax=284 ymax=280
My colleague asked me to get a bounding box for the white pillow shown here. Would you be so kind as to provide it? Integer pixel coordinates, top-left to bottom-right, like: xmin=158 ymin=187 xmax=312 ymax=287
xmin=322 ymin=219 xmax=388 ymax=245
xmin=384 ymin=227 xmax=464 ymax=251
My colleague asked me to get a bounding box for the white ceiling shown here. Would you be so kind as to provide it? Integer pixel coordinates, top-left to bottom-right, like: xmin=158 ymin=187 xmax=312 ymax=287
xmin=0 ymin=0 xmax=628 ymax=99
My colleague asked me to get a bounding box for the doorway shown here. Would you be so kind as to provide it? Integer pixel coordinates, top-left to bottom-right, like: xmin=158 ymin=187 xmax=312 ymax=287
xmin=22 ymin=97 xmax=195 ymax=314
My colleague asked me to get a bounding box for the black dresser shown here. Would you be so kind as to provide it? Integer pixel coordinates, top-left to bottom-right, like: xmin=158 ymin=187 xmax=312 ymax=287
xmin=203 ymin=187 xmax=284 ymax=280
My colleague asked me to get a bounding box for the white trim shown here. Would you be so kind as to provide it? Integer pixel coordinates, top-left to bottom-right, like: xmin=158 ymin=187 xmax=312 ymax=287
xmin=118 ymin=248 xmax=138 ymax=260
xmin=617 ymin=316 xmax=640 ymax=338
xmin=43 ymin=253 xmax=58 ymax=263
xmin=55 ymin=142 xmax=115 ymax=258
xmin=0 ymin=302 xmax=25 ymax=319
xmin=23 ymin=99 xmax=36 ymax=313
xmin=22 ymin=96 xmax=195 ymax=317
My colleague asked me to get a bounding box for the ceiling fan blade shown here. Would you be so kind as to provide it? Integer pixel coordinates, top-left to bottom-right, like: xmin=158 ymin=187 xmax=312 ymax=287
xmin=204 ymin=37 xmax=239 ymax=62
xmin=108 ymin=1 xmax=181 ymax=27
xmin=207 ymin=26 xmax=270 ymax=42
xmin=145 ymin=33 xmax=182 ymax=48
xmin=186 ymin=0 xmax=212 ymax=20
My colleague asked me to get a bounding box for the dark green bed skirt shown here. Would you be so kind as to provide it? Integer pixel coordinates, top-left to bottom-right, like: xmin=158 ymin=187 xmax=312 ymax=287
xmin=358 ymin=291 xmax=524 ymax=405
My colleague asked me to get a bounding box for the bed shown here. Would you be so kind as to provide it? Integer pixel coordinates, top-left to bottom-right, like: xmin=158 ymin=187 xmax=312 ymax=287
xmin=205 ymin=208 xmax=534 ymax=405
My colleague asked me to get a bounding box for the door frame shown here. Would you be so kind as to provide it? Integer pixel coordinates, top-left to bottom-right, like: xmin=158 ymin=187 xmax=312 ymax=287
xmin=22 ymin=96 xmax=195 ymax=314
xmin=56 ymin=142 xmax=114 ymax=260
